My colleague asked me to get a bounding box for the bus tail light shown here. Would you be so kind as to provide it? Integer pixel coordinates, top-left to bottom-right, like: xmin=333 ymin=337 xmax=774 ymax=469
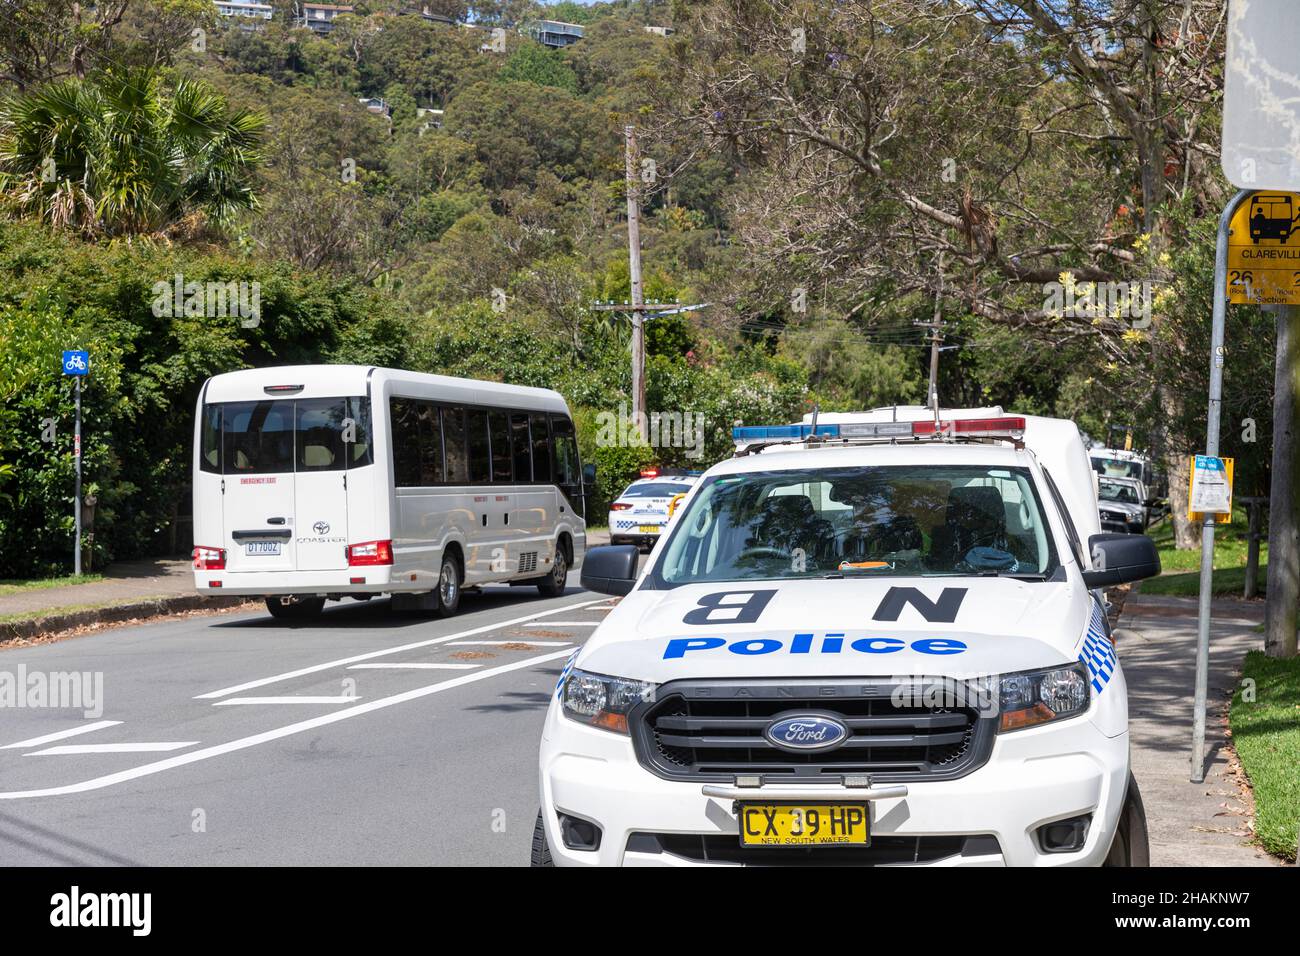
xmin=193 ymin=546 xmax=226 ymax=570
xmin=347 ymin=540 xmax=393 ymax=566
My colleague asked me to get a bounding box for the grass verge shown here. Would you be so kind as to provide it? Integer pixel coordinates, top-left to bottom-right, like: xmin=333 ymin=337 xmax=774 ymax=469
xmin=1229 ymin=651 xmax=1300 ymax=862
xmin=1139 ymin=564 xmax=1268 ymax=598
xmin=0 ymin=573 xmax=104 ymax=596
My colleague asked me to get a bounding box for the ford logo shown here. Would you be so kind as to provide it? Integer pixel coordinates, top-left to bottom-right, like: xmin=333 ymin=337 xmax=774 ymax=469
xmin=764 ymin=712 xmax=850 ymax=753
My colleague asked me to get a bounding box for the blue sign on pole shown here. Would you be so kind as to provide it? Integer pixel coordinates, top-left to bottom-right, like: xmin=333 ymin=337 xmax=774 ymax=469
xmin=62 ymin=350 xmax=89 ymax=376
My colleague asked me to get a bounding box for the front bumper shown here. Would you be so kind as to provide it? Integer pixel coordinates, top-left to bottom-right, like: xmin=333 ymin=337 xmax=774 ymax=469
xmin=539 ymin=707 xmax=1128 ymax=867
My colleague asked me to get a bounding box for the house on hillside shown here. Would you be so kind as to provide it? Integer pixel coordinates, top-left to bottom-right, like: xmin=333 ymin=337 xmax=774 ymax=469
xmin=300 ymin=3 xmax=354 ymax=33
xmin=522 ymin=19 xmax=584 ymax=49
xmin=214 ymin=1 xmax=273 ymax=25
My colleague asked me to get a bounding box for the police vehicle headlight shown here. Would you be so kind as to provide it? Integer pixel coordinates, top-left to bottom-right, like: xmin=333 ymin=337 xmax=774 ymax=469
xmin=561 ymin=669 xmax=656 ymax=735
xmin=998 ymin=662 xmax=1090 ymax=732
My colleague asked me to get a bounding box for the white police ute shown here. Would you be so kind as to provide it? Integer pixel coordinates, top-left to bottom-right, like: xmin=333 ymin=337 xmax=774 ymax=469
xmin=535 ymin=407 xmax=1159 ymax=867
xmin=607 ymin=470 xmax=701 ymax=550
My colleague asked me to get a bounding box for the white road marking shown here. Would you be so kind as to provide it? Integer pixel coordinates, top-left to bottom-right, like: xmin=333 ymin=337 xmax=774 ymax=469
xmin=25 ymin=742 xmax=197 ymax=756
xmin=447 ymin=640 xmax=571 ymax=647
xmin=346 ymin=663 xmax=480 ymax=671
xmin=212 ymin=696 xmax=361 ymax=706
xmin=0 ymin=650 xmax=572 ymax=800
xmin=194 ymin=598 xmax=605 ymax=700
xmin=1 ymin=721 xmax=122 ymax=751
xmin=523 ymin=621 xmax=598 ymax=627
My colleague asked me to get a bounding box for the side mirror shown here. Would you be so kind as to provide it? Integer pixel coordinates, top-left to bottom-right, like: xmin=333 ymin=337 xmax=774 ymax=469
xmin=1081 ymin=533 xmax=1161 ymax=588
xmin=582 ymin=462 xmax=597 ymax=487
xmin=580 ymin=544 xmax=639 ymax=596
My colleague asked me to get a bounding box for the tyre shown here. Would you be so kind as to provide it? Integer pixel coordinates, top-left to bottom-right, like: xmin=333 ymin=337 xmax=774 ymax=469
xmin=1104 ymin=772 xmax=1151 ymax=866
xmin=435 ymin=552 xmax=462 ymax=618
xmin=537 ymin=543 xmax=568 ymax=597
xmin=264 ymin=596 xmax=325 ymax=621
xmin=530 ymin=811 xmax=554 ymax=867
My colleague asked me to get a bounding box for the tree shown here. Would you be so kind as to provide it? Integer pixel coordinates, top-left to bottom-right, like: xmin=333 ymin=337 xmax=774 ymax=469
xmin=0 ymin=68 xmax=265 ymax=238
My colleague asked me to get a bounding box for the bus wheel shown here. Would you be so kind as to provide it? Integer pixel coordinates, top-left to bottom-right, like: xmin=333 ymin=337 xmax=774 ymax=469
xmin=435 ymin=554 xmax=461 ymax=618
xmin=537 ymin=546 xmax=568 ymax=598
xmin=265 ymin=596 xmax=325 ymax=621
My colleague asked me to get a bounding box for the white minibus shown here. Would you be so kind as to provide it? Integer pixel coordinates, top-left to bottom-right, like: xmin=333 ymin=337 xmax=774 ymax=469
xmin=192 ymin=365 xmax=590 ymax=619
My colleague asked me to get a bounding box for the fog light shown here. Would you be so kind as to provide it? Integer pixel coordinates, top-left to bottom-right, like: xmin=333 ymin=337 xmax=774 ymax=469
xmin=1038 ymin=815 xmax=1089 ymax=853
xmin=559 ymin=813 xmax=602 ymax=851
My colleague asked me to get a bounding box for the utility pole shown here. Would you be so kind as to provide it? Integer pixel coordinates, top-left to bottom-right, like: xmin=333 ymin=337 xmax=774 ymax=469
xmin=625 ymin=125 xmax=647 ymax=443
xmin=1265 ymin=303 xmax=1300 ymax=658
xmin=915 ymin=285 xmax=947 ymax=419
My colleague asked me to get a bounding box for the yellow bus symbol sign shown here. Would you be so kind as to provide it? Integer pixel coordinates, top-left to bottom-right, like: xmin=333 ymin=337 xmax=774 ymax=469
xmin=1227 ymin=191 xmax=1300 ymax=305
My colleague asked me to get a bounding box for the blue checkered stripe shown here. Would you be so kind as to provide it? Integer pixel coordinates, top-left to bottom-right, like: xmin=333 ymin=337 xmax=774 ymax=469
xmin=1077 ymin=603 xmax=1116 ymax=695
xmin=613 ymin=518 xmax=660 ymax=531
xmin=555 ymin=650 xmax=579 ymax=699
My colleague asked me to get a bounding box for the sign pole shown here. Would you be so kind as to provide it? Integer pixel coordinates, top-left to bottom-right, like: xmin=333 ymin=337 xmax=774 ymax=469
xmin=74 ymin=374 xmax=82 ymax=577
xmin=1191 ymin=188 xmax=1252 ymax=782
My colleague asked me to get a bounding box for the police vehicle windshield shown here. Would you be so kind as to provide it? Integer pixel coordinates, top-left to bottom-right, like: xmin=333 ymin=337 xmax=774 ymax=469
xmin=1098 ymin=480 xmax=1139 ymax=504
xmin=653 ymin=465 xmax=1057 ymax=585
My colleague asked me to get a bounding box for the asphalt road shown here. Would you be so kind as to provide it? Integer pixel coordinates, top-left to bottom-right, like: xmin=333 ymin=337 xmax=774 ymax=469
xmin=0 ymin=586 xmax=614 ymax=866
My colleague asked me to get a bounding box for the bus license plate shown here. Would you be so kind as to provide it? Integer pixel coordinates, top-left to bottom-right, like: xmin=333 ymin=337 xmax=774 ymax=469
xmin=738 ymin=804 xmax=869 ymax=847
xmin=245 ymin=541 xmax=281 ymax=556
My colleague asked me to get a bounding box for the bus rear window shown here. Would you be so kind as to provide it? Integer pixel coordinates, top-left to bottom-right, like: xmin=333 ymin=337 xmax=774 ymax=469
xmin=205 ymin=398 xmax=371 ymax=475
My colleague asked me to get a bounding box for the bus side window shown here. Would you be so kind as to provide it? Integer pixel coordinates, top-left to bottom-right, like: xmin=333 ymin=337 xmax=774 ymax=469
xmin=467 ymin=409 xmax=491 ymax=484
xmin=391 ymin=398 xmax=422 ymax=487
xmin=510 ymin=412 xmax=531 ymax=483
xmin=551 ymin=415 xmax=578 ymax=487
xmin=489 ymin=410 xmax=512 ymax=482
xmin=443 ymin=406 xmax=469 ymax=484
xmin=417 ymin=401 xmax=444 ymax=485
xmin=529 ymin=413 xmax=552 ymax=483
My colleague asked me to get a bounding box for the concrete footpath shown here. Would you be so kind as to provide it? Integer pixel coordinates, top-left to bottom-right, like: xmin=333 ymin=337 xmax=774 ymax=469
xmin=0 ymin=559 xmax=195 ymax=618
xmin=1118 ymin=590 xmax=1282 ymax=866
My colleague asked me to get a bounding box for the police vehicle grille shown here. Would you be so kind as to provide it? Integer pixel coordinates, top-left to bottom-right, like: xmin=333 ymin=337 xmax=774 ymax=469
xmin=636 ymin=686 xmax=991 ymax=781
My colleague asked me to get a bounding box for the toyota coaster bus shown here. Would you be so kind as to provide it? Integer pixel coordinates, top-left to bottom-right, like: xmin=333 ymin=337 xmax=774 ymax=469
xmin=192 ymin=365 xmax=589 ymax=619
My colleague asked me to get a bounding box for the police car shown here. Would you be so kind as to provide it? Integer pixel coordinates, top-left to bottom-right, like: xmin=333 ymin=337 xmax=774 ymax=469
xmin=535 ymin=407 xmax=1159 ymax=867
xmin=1098 ymin=476 xmax=1148 ymax=534
xmin=607 ymin=470 xmax=701 ymax=550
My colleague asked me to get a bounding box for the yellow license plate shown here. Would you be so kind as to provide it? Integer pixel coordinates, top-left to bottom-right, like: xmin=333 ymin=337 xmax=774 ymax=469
xmin=738 ymin=804 xmax=870 ymax=847
xmin=637 ymin=524 xmax=660 ymax=533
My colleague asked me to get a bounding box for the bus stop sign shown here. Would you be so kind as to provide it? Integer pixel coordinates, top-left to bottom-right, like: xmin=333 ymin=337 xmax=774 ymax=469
xmin=1227 ymin=191 xmax=1300 ymax=304
xmin=1222 ymin=0 xmax=1300 ymax=192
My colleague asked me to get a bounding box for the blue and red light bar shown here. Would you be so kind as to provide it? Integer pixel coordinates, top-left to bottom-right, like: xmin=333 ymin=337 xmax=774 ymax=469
xmin=732 ymin=417 xmax=1026 ymax=444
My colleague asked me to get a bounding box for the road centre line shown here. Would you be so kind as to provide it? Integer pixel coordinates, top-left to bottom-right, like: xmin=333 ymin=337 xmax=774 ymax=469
xmin=213 ymin=696 xmax=360 ymax=706
xmin=194 ymin=598 xmax=604 ymax=700
xmin=26 ymin=742 xmax=197 ymax=756
xmin=0 ymin=649 xmax=572 ymax=800
xmin=1 ymin=721 xmax=123 ymax=751
xmin=347 ymin=663 xmax=479 ymax=670
xmin=447 ymin=640 xmax=571 ymax=647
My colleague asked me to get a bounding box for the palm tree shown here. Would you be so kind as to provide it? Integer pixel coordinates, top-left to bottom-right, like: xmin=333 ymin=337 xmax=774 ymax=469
xmin=0 ymin=68 xmax=265 ymax=238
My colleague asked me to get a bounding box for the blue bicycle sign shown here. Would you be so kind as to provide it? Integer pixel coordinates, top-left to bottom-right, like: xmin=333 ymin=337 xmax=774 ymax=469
xmin=62 ymin=350 xmax=89 ymax=376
